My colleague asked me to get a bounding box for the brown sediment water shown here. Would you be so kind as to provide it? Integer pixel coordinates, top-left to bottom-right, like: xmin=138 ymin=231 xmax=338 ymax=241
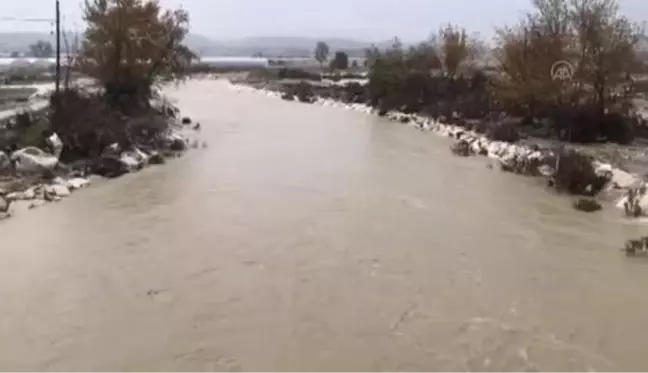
xmin=0 ymin=79 xmax=647 ymax=371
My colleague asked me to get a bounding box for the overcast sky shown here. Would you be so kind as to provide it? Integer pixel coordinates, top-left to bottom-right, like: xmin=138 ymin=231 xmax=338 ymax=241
xmin=0 ymin=0 xmax=646 ymax=42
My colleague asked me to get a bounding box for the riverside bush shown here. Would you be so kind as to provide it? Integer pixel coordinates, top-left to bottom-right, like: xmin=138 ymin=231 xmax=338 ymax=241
xmin=486 ymin=119 xmax=520 ymax=142
xmin=552 ymin=149 xmax=610 ymax=196
xmin=573 ymin=198 xmax=603 ymax=212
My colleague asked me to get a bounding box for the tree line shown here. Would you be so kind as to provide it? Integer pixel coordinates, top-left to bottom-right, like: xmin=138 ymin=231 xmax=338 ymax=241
xmin=312 ymin=0 xmax=646 ymax=144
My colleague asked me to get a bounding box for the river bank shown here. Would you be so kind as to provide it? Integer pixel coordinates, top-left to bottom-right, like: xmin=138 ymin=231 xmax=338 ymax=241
xmin=227 ymin=79 xmax=647 ymax=218
xmin=0 ymin=86 xmax=204 ymax=221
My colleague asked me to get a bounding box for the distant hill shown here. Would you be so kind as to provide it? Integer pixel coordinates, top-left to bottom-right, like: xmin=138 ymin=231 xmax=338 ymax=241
xmin=0 ymin=32 xmax=79 ymax=55
xmin=186 ymin=35 xmax=399 ymax=58
xmin=2 ymin=31 xmax=644 ymax=59
xmin=0 ymin=32 xmax=57 ymax=52
xmin=0 ymin=32 xmax=396 ymax=58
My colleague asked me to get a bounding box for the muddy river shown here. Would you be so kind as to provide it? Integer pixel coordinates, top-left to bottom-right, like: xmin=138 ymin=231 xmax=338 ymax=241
xmin=0 ymin=79 xmax=647 ymax=371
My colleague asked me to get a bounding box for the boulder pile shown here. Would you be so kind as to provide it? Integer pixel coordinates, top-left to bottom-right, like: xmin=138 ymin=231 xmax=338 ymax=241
xmin=0 ymin=111 xmax=201 ymax=221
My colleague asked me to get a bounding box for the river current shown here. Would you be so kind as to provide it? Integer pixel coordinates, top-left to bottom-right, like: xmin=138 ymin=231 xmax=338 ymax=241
xmin=1 ymin=79 xmax=647 ymax=371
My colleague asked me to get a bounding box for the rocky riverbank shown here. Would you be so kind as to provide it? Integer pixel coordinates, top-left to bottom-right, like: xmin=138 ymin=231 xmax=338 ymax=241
xmin=228 ymin=80 xmax=648 ymax=219
xmin=0 ymin=91 xmax=204 ymax=222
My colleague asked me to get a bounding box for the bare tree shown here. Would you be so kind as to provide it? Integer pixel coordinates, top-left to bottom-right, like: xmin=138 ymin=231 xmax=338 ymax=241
xmin=570 ymin=0 xmax=642 ymax=115
xmin=62 ymin=30 xmax=79 ymax=90
xmin=29 ymin=40 xmax=54 ymax=58
xmin=314 ymin=41 xmax=330 ymax=69
xmin=438 ymin=24 xmax=470 ymax=77
xmin=494 ymin=15 xmax=569 ymax=115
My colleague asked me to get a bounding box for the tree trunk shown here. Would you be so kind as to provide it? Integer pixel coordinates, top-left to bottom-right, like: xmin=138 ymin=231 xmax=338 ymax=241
xmin=595 ymin=81 xmax=606 ymax=118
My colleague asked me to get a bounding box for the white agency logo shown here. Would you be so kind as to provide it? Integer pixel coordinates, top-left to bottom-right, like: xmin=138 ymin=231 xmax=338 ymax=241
xmin=550 ymin=60 xmax=574 ymax=81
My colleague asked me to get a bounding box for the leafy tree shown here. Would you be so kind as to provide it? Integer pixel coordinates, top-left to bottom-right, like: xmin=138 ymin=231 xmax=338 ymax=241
xmin=493 ymin=0 xmax=643 ymax=143
xmin=29 ymin=40 xmax=54 ymax=58
xmin=329 ymin=51 xmax=349 ymax=70
xmin=494 ymin=16 xmax=569 ymax=116
xmin=77 ymin=0 xmax=197 ymax=108
xmin=314 ymin=41 xmax=330 ymax=68
xmin=365 ymin=38 xmax=427 ymax=112
xmin=495 ymin=0 xmax=642 ymax=116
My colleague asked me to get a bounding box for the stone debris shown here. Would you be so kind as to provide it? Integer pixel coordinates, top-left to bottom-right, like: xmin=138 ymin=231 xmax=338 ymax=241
xmin=44 ymin=184 xmax=71 ymax=198
xmin=10 ymin=146 xmax=59 ymax=173
xmin=0 ymin=108 xmax=203 ymax=222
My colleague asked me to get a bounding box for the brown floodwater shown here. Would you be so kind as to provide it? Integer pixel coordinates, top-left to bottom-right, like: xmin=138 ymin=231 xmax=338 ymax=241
xmin=1 ymin=79 xmax=648 ymax=371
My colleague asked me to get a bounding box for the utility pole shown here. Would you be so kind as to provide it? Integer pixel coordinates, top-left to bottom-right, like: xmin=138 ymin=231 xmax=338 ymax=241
xmin=55 ymin=0 xmax=61 ymax=95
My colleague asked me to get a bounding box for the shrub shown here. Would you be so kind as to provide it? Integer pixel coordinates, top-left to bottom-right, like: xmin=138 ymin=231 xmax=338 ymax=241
xmin=486 ymin=119 xmax=520 ymax=142
xmin=551 ymin=149 xmax=610 ymax=196
xmin=294 ymin=82 xmax=315 ymax=103
xmin=450 ymin=139 xmax=471 ymax=157
xmin=573 ymin=198 xmax=603 ymax=212
xmin=601 ymin=112 xmax=635 ymax=144
xmin=277 ymin=68 xmax=321 ymax=81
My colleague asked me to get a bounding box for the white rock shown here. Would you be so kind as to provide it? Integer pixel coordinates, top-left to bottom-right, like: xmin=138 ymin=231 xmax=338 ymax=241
xmin=470 ymin=141 xmax=483 ymax=154
xmin=0 ymin=196 xmax=9 ymax=212
xmin=103 ymin=142 xmax=120 ymax=156
xmin=52 ymin=176 xmax=69 ymax=186
xmin=487 ymin=142 xmax=504 ymax=158
xmin=23 ymin=188 xmax=36 ymax=199
xmin=0 ymin=151 xmax=10 ymax=170
xmin=6 ymin=188 xmax=36 ymax=200
xmin=11 ymin=147 xmax=58 ymax=172
xmin=528 ymin=151 xmax=544 ymax=161
xmin=46 ymin=132 xmax=63 ymax=158
xmin=45 ymin=184 xmax=70 ymax=197
xmin=28 ymin=200 xmax=46 ymax=209
xmin=593 ymin=162 xmax=613 ymax=174
xmin=67 ymin=177 xmax=90 ymax=190
xmin=120 ymin=154 xmax=140 ymax=168
xmin=131 ymin=147 xmax=150 ymax=164
xmin=538 ymin=165 xmax=555 ymax=177
xmin=610 ymin=168 xmax=640 ymax=189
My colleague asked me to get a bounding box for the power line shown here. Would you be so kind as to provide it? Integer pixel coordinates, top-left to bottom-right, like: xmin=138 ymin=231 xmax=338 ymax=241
xmin=0 ymin=17 xmax=54 ymax=23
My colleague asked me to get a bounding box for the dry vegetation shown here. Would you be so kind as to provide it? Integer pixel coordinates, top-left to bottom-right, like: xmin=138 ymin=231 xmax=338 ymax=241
xmin=360 ymin=0 xmax=646 ymax=144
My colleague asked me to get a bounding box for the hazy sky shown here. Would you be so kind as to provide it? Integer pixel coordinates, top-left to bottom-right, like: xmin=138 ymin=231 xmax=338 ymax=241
xmin=0 ymin=0 xmax=646 ymax=41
